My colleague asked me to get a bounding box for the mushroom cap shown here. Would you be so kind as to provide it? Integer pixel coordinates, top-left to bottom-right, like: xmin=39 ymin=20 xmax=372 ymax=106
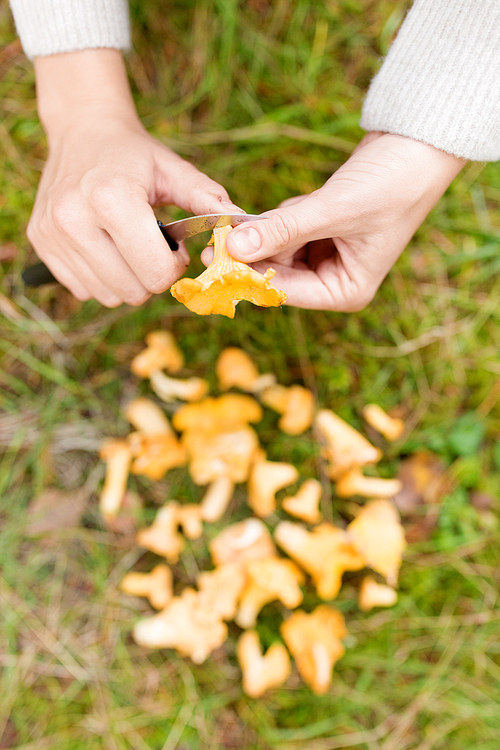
xmin=281 ymin=605 xmax=347 ymax=694
xmin=149 ymin=371 xmax=209 ymax=403
xmin=274 ymin=521 xmax=364 ymax=600
xmin=362 ymin=404 xmax=404 ymax=442
xmin=210 ymin=518 xmax=277 ymax=567
xmin=282 ymin=478 xmax=323 ymax=524
xmin=124 ymin=397 xmax=173 ymax=436
xmin=171 ymin=225 xmax=286 ymax=319
xmin=130 ymin=331 xmax=184 ymax=377
xmin=183 ymin=425 xmax=260 ymax=485
xmin=136 ymin=503 xmax=185 ymax=563
xmin=128 ymin=432 xmax=187 ymax=480
xmin=235 ymin=556 xmax=304 ymax=628
xmin=335 ymin=468 xmax=403 ymax=498
xmin=120 ymin=564 xmax=173 ymax=610
xmin=314 ymin=409 xmax=382 ymax=480
xmin=248 ymin=454 xmax=299 ymax=517
xmin=172 ymin=394 xmax=262 ymax=433
xmin=237 ymin=630 xmax=291 ymax=698
xmin=261 ymin=384 xmax=315 ymax=435
xmin=216 ymin=348 xmax=260 ymax=391
xmin=358 ymin=576 xmax=398 ymax=612
xmin=197 ymin=562 xmax=246 ymax=620
xmin=347 ymin=499 xmax=406 ymax=587
xmin=133 ymin=588 xmax=228 ymax=664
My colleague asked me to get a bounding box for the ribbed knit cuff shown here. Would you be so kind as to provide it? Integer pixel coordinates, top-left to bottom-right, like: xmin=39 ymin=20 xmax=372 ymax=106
xmin=361 ymin=0 xmax=500 ymax=162
xmin=9 ymin=0 xmax=131 ymax=60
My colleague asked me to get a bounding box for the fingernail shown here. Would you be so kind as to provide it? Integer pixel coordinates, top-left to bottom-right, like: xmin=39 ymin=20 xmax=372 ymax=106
xmin=231 ymin=227 xmax=262 ymax=256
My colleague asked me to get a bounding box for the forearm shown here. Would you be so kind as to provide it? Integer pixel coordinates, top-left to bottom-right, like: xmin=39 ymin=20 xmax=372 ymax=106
xmin=361 ymin=0 xmax=500 ymax=162
xmin=35 ymin=49 xmax=141 ymax=141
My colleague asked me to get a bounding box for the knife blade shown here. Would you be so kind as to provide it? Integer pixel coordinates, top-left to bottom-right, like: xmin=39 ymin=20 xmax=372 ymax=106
xmin=22 ymin=213 xmax=265 ymax=287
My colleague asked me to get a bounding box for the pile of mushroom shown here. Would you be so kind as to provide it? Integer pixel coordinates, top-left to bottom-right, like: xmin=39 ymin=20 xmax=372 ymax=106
xmin=99 ymin=332 xmax=409 ymax=698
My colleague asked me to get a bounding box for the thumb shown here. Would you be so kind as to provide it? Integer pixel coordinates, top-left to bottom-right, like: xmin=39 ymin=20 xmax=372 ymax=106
xmin=226 ymin=195 xmax=331 ymax=262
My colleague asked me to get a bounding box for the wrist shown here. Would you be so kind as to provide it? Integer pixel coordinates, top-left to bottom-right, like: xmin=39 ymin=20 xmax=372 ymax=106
xmin=35 ymin=49 xmax=141 ymax=141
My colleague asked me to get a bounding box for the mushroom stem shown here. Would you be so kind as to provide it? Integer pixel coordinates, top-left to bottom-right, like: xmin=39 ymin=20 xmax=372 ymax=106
xmin=120 ymin=564 xmax=173 ymax=610
xmin=99 ymin=439 xmax=133 ymax=519
xmin=200 ymin=476 xmax=235 ymax=522
xmin=149 ymin=370 xmax=208 ymax=403
xmin=335 ymin=468 xmax=403 ymax=498
xmin=362 ymin=404 xmax=404 ymax=442
xmin=237 ymin=630 xmax=291 ymax=698
xmin=125 ymin=397 xmax=173 ymax=436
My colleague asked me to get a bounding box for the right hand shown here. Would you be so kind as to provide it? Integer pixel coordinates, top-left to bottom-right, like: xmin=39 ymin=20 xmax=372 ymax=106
xmin=28 ymin=49 xmax=242 ymax=307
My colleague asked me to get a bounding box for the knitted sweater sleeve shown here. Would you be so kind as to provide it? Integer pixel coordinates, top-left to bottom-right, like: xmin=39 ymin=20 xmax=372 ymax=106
xmin=360 ymin=0 xmax=500 ymax=162
xmin=9 ymin=0 xmax=131 ymax=60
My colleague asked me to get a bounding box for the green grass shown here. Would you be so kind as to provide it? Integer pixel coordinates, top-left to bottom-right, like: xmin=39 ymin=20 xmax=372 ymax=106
xmin=1 ymin=0 xmax=500 ymax=748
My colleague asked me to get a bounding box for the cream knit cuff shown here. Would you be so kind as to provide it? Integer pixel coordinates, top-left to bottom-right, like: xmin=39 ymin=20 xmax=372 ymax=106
xmin=9 ymin=0 xmax=131 ymax=60
xmin=361 ymin=0 xmax=500 ymax=162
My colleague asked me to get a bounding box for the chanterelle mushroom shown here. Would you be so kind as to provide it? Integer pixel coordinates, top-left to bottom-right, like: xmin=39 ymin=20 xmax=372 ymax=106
xmin=362 ymin=404 xmax=404 ymax=442
xmin=335 ymin=468 xmax=403 ymax=499
xmin=314 ymin=409 xmax=382 ymax=480
xmin=172 ymin=394 xmax=262 ymax=433
xmin=125 ymin=397 xmax=173 ymax=436
xmin=120 ymin=564 xmax=173 ymax=610
xmin=260 ymin=384 xmax=315 ymax=435
xmin=133 ymin=588 xmax=227 ymax=664
xmin=176 ymin=504 xmax=203 ymax=540
xmin=358 ymin=576 xmax=398 ymax=612
xmin=274 ymin=521 xmax=364 ymax=600
xmin=136 ymin=502 xmax=185 ymax=563
xmin=131 ymin=331 xmax=183 ymax=378
xmin=248 ymin=452 xmax=299 ymax=517
xmin=128 ymin=432 xmax=187 ymax=481
xmin=183 ymin=425 xmax=259 ymax=485
xmin=200 ymin=476 xmax=235 ymax=522
xmin=216 ymin=347 xmax=276 ymax=393
xmin=237 ymin=630 xmax=291 ymax=698
xmin=282 ymin=478 xmax=323 ymax=524
xmin=347 ymin=499 xmax=406 ymax=587
xmin=210 ymin=518 xmax=277 ymax=567
xmin=197 ymin=563 xmax=246 ymax=620
xmin=149 ymin=370 xmax=208 ymax=403
xmin=99 ymin=439 xmax=133 ymax=519
xmin=281 ymin=605 xmax=347 ymax=695
xmin=235 ymin=556 xmax=304 ymax=628
xmin=170 ymin=224 xmax=287 ymax=318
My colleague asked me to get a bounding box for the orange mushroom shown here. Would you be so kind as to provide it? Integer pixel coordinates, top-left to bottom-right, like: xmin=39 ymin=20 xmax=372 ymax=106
xmin=120 ymin=564 xmax=173 ymax=610
xmin=335 ymin=468 xmax=403 ymax=498
xmin=197 ymin=563 xmax=247 ymax=620
xmin=99 ymin=439 xmax=133 ymax=519
xmin=172 ymin=394 xmax=262 ymax=433
xmin=182 ymin=425 xmax=260 ymax=485
xmin=216 ymin=347 xmax=276 ymax=393
xmin=124 ymin=397 xmax=173 ymax=436
xmin=260 ymin=384 xmax=315 ymax=435
xmin=282 ymin=479 xmax=323 ymax=524
xmin=133 ymin=588 xmax=227 ymax=664
xmin=235 ymin=557 xmax=304 ymax=628
xmin=210 ymin=518 xmax=277 ymax=567
xmin=281 ymin=605 xmax=347 ymax=694
xmin=362 ymin=404 xmax=404 ymax=442
xmin=237 ymin=630 xmax=291 ymax=698
xmin=149 ymin=370 xmax=209 ymax=403
xmin=177 ymin=504 xmax=204 ymax=540
xmin=200 ymin=476 xmax=235 ymax=522
xmin=358 ymin=576 xmax=398 ymax=612
xmin=347 ymin=499 xmax=406 ymax=587
xmin=248 ymin=452 xmax=299 ymax=517
xmin=314 ymin=409 xmax=382 ymax=480
xmin=130 ymin=331 xmax=183 ymax=378
xmin=274 ymin=521 xmax=364 ymax=600
xmin=170 ymin=224 xmax=287 ymax=318
xmin=136 ymin=502 xmax=185 ymax=563
xmin=128 ymin=432 xmax=187 ymax=481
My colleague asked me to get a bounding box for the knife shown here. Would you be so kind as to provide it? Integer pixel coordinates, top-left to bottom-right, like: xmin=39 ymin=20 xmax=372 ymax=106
xmin=22 ymin=213 xmax=264 ymax=287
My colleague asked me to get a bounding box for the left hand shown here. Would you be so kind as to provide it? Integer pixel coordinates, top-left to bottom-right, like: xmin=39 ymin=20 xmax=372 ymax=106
xmin=219 ymin=133 xmax=465 ymax=311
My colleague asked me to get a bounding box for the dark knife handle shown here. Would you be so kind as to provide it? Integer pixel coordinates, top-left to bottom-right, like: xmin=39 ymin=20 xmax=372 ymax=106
xmin=22 ymin=221 xmax=179 ymax=287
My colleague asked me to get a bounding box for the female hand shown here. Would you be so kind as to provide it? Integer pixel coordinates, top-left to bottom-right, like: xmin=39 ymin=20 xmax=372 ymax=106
xmin=223 ymin=132 xmax=465 ymax=311
xmin=28 ymin=49 xmax=242 ymax=307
